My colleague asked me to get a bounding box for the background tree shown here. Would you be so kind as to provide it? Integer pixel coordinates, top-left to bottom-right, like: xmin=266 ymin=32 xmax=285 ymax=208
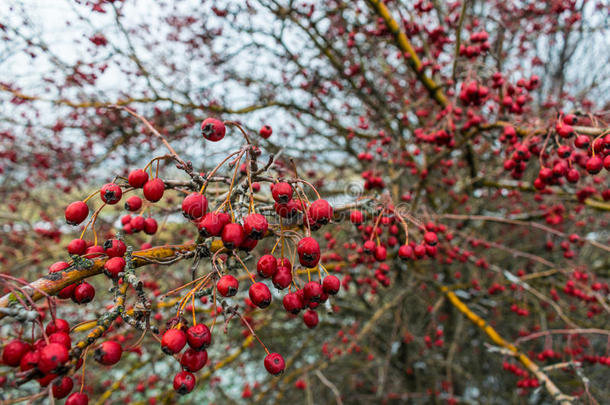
xmin=0 ymin=0 xmax=609 ymax=404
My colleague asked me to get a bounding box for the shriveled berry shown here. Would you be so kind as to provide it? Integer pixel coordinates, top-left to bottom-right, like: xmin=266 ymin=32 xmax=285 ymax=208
xmin=100 ymin=183 xmax=122 ymax=205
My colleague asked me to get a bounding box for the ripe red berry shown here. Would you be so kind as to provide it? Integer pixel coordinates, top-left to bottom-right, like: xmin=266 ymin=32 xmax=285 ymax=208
xmin=65 ymin=201 xmax=89 ymax=225
xmin=173 ymin=370 xmax=196 ymax=394
xmin=303 ymin=281 xmax=323 ymax=303
xmin=180 ymin=348 xmax=208 ymax=372
xmin=322 ymin=275 xmax=341 ymax=295
xmin=52 ymin=376 xmax=74 ymax=399
xmin=297 ymin=237 xmax=321 ymax=268
xmin=130 ymin=216 xmax=145 ymax=232
xmin=103 ymin=257 xmax=126 ymax=279
xmin=363 ymin=240 xmax=376 ymax=253
xmin=198 ymin=212 xmax=230 ymax=237
xmin=48 ymin=332 xmax=71 ymax=350
xmin=143 ymin=217 xmax=158 ymax=235
xmin=221 ymin=223 xmax=245 ymax=249
xmin=46 ymin=319 xmax=70 ymax=335
xmin=100 ymin=183 xmax=122 ymax=204
xmin=49 ymin=261 xmax=70 ymax=274
xmin=374 ymin=245 xmax=387 ymax=261
xmin=423 ymin=231 xmax=438 ymax=246
xmin=85 ymin=245 xmax=105 ymax=258
xmin=201 ymin=117 xmax=226 ymax=142
xmin=124 ymin=195 xmax=142 ymax=211
xmin=104 ymin=239 xmax=126 ymax=258
xmin=186 ymin=324 xmax=211 ymax=350
xmin=264 ymin=352 xmax=285 ymax=375
xmin=308 ymin=199 xmax=333 ymax=225
xmin=65 ymin=392 xmax=89 ymax=405
xmin=257 ymin=255 xmax=278 ymax=278
xmin=19 ymin=350 xmax=39 ymax=372
xmin=217 ymin=274 xmax=239 ymax=297
xmin=243 ymin=213 xmax=268 ymax=239
xmin=181 ymin=193 xmax=208 ymax=220
xmin=93 ymin=341 xmax=122 ymax=366
xmin=259 ymin=125 xmax=272 ymax=139
xmin=72 ymin=282 xmax=95 ymax=304
xmin=143 ymin=178 xmax=165 ymax=202
xmin=350 ymin=210 xmax=364 ymax=225
xmin=67 ymin=239 xmax=87 ymax=255
xmin=272 ymin=182 xmax=293 ymax=203
xmin=283 ymin=292 xmax=303 ymax=314
xmin=239 ymin=237 xmax=258 ymax=252
xmin=128 ymin=169 xmax=149 ymax=188
xmin=161 ymin=329 xmax=187 ymax=355
xmin=303 ymin=309 xmax=319 ymax=329
xmin=38 ymin=343 xmax=69 ymax=374
xmin=272 ymin=266 xmax=292 ymax=289
xmin=249 ymin=282 xmax=272 ymax=308
xmin=2 ymin=340 xmax=31 ymax=367
xmin=586 ymin=156 xmax=603 ymax=174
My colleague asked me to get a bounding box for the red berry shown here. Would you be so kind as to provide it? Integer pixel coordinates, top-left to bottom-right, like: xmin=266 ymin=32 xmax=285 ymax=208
xmin=303 ymin=309 xmax=319 ymax=329
xmin=181 ymin=193 xmax=208 ymax=220
xmin=85 ymin=245 xmax=105 ymax=258
xmin=198 ymin=212 xmax=230 ymax=237
xmin=52 ymin=376 xmax=74 ymax=399
xmin=130 ymin=216 xmax=145 ymax=232
xmin=143 ymin=178 xmax=165 ymax=202
xmin=350 ymin=210 xmax=364 ymax=225
xmin=249 ymin=282 xmax=272 ymax=308
xmin=104 ymin=239 xmax=126 ymax=258
xmin=103 ymin=257 xmax=126 ymax=279
xmin=161 ymin=329 xmax=187 ymax=355
xmin=363 ymin=240 xmax=376 ymax=253
xmin=239 ymin=237 xmax=258 ymax=252
xmin=46 ymin=319 xmax=70 ymax=335
xmin=128 ymin=169 xmax=149 ymax=188
xmin=221 ymin=223 xmax=245 ymax=249
xmin=65 ymin=392 xmax=88 ymax=405
xmin=264 ymin=352 xmax=285 ymax=375
xmin=283 ymin=292 xmax=302 ymax=314
xmin=94 ymin=341 xmax=122 ymax=365
xmin=217 ymin=275 xmax=239 ymax=297
xmin=201 ymin=118 xmax=226 ymax=142
xmin=65 ymin=201 xmax=89 ymax=225
xmin=303 ymin=281 xmax=323 ymax=303
xmin=20 ymin=350 xmax=39 ymax=372
xmin=272 ymin=182 xmax=293 ymax=203
xmin=322 ymin=275 xmax=341 ymax=295
xmin=586 ymin=156 xmax=603 ymax=174
xmin=38 ymin=343 xmax=69 ymax=374
xmin=173 ymin=370 xmax=196 ymax=394
xmin=2 ymin=340 xmax=30 ymax=367
xmin=257 ymin=255 xmax=278 ymax=278
xmin=72 ymin=282 xmax=95 ymax=304
xmin=272 ymin=266 xmax=292 ymax=290
xmin=259 ymin=125 xmax=272 ymax=139
xmin=49 ymin=261 xmax=70 ymax=274
xmin=398 ymin=245 xmax=413 ymax=260
xmin=180 ymin=348 xmax=208 ymax=372
xmin=67 ymin=239 xmax=87 ymax=255
xmin=143 ymin=218 xmax=158 ymax=235
xmin=124 ymin=195 xmax=142 ymax=211
xmin=100 ymin=183 xmax=122 ymax=204
xmin=243 ymin=213 xmax=268 ymax=239
xmin=308 ymin=199 xmax=333 ymax=225
xmin=423 ymin=231 xmax=438 ymax=246
xmin=186 ymin=324 xmax=211 ymax=350
xmin=48 ymin=332 xmax=71 ymax=350
xmin=297 ymin=237 xmax=320 ymax=268
xmin=374 ymin=245 xmax=387 ymax=261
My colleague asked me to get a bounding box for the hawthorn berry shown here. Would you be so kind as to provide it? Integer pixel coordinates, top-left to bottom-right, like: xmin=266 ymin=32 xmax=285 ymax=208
xmin=303 ymin=281 xmax=323 ymax=303
xmin=221 ymin=223 xmax=245 ymax=249
xmin=65 ymin=201 xmax=89 ymax=225
xmin=243 ymin=213 xmax=268 ymax=239
xmin=257 ymin=254 xmax=278 ymax=278
xmin=52 ymin=376 xmax=74 ymax=399
xmin=143 ymin=178 xmax=165 ymax=202
xmin=374 ymin=245 xmax=387 ymax=261
xmin=173 ymin=370 xmax=196 ymax=394
xmin=38 ymin=343 xmax=69 ymax=374
xmin=586 ymin=156 xmax=603 ymax=174
xmin=186 ymin=324 xmax=211 ymax=350
xmin=239 ymin=237 xmax=258 ymax=252
xmin=308 ymin=199 xmax=333 ymax=225
xmin=259 ymin=124 xmax=272 ymax=139
xmin=161 ymin=329 xmax=187 ymax=355
xmin=46 ymin=318 xmax=70 ymax=335
xmin=180 ymin=348 xmax=208 ymax=372
xmin=124 ymin=195 xmax=142 ymax=211
xmin=272 ymin=182 xmax=293 ymax=203
xmin=181 ymin=193 xmax=208 ymax=220
xmin=363 ymin=240 xmax=376 ymax=253
xmin=398 ymin=245 xmax=413 ymax=260
xmin=67 ymin=239 xmax=87 ymax=255
xmin=272 ymin=266 xmax=292 ymax=290
xmin=217 ymin=274 xmax=239 ymax=297
xmin=100 ymin=183 xmax=122 ymax=204
xmin=65 ymin=392 xmax=89 ymax=405
xmin=283 ymin=292 xmax=302 ymax=314
xmin=49 ymin=261 xmax=70 ymax=274
xmin=72 ymin=282 xmax=95 ymax=304
xmin=130 ymin=216 xmax=145 ymax=232
xmin=143 ymin=217 xmax=158 ymax=235
xmin=201 ymin=117 xmax=226 ymax=142
xmin=423 ymin=231 xmax=438 ymax=246
xmin=303 ymin=309 xmax=319 ymax=329
xmin=350 ymin=210 xmax=364 ymax=225
xmin=103 ymin=257 xmax=126 ymax=278
xmin=322 ymin=275 xmax=341 ymax=295
xmin=48 ymin=332 xmax=71 ymax=350
xmin=2 ymin=340 xmax=30 ymax=367
xmin=19 ymin=350 xmax=39 ymax=372
xmin=198 ymin=212 xmax=230 ymax=237
xmin=104 ymin=239 xmax=126 ymax=258
xmin=297 ymin=237 xmax=320 ymax=268
xmin=249 ymin=282 xmax=272 ymax=308
xmin=94 ymin=341 xmax=122 ymax=365
xmin=264 ymin=352 xmax=285 ymax=375
xmin=128 ymin=169 xmax=149 ymax=188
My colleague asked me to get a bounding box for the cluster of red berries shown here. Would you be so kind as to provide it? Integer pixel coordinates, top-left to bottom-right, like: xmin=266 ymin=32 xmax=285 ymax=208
xmin=458 ymin=30 xmax=490 ymax=58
